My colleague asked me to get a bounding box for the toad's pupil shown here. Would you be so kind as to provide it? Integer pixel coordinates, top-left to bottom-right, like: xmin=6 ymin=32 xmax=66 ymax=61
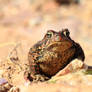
xmin=47 ymin=33 xmax=52 ymax=38
xmin=66 ymin=31 xmax=69 ymax=36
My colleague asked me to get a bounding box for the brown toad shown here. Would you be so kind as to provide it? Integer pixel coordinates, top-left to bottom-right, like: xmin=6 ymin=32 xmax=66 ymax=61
xmin=28 ymin=29 xmax=85 ymax=81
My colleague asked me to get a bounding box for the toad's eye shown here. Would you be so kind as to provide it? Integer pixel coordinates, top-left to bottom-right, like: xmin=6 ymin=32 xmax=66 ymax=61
xmin=63 ymin=31 xmax=67 ymax=36
xmin=46 ymin=32 xmax=53 ymax=38
xmin=63 ymin=29 xmax=70 ymax=37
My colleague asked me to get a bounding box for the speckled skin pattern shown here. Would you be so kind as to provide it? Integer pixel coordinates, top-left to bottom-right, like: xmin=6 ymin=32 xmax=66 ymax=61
xmin=28 ymin=29 xmax=85 ymax=81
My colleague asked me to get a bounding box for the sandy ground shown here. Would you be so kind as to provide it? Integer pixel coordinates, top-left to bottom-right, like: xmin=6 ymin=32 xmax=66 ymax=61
xmin=0 ymin=0 xmax=92 ymax=92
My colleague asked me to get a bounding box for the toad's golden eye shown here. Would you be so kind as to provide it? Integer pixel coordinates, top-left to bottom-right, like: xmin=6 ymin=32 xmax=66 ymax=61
xmin=63 ymin=31 xmax=67 ymax=36
xmin=46 ymin=31 xmax=53 ymax=38
xmin=63 ymin=29 xmax=70 ymax=37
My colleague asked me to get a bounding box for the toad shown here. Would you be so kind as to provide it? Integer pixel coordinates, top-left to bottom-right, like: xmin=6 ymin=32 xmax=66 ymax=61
xmin=28 ymin=29 xmax=85 ymax=81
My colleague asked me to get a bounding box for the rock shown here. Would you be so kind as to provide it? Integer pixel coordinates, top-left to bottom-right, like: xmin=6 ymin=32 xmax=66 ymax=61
xmin=49 ymin=59 xmax=92 ymax=86
xmin=0 ymin=82 xmax=12 ymax=92
xmin=0 ymin=78 xmax=8 ymax=85
xmin=54 ymin=59 xmax=88 ymax=77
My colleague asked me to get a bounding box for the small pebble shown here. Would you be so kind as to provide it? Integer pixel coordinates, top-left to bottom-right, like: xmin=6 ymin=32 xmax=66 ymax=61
xmin=0 ymin=78 xmax=8 ymax=85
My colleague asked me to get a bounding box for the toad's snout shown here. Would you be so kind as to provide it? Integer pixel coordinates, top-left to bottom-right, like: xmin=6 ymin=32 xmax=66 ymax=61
xmin=54 ymin=35 xmax=62 ymax=42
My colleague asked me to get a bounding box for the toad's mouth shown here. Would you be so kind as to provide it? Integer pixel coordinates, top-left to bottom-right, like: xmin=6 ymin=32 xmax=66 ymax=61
xmin=46 ymin=41 xmax=72 ymax=51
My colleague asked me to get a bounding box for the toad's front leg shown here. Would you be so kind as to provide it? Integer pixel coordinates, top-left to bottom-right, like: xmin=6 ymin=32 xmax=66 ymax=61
xmin=24 ymin=61 xmax=49 ymax=82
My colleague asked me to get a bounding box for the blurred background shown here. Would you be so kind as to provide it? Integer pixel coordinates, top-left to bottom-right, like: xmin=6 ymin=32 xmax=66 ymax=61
xmin=0 ymin=0 xmax=92 ymax=65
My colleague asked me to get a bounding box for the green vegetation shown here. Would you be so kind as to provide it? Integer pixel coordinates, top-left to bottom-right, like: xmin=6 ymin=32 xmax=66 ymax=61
xmin=84 ymin=70 xmax=92 ymax=75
